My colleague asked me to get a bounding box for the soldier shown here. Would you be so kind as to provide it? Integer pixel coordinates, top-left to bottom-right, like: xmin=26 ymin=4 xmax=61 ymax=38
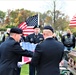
xmin=0 ymin=27 xmax=33 ymax=75
xmin=31 ymin=25 xmax=64 ymax=75
xmin=25 ymin=25 xmax=44 ymax=75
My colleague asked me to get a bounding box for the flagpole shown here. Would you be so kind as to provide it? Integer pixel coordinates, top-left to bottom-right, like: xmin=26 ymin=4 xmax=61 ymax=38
xmin=38 ymin=13 xmax=39 ymax=26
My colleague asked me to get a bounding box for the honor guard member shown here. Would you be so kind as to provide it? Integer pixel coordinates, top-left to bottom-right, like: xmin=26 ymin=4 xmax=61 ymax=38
xmin=25 ymin=25 xmax=44 ymax=75
xmin=31 ymin=25 xmax=64 ymax=75
xmin=26 ymin=25 xmax=44 ymax=44
xmin=0 ymin=27 xmax=33 ymax=75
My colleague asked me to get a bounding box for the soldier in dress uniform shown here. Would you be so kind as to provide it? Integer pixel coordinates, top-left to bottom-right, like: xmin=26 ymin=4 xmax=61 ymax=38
xmin=25 ymin=25 xmax=44 ymax=75
xmin=0 ymin=27 xmax=33 ymax=75
xmin=31 ymin=25 xmax=64 ymax=75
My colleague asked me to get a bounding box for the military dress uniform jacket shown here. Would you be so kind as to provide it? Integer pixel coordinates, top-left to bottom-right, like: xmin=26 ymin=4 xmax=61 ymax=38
xmin=0 ymin=37 xmax=33 ymax=75
xmin=25 ymin=33 xmax=44 ymax=44
xmin=31 ymin=38 xmax=64 ymax=75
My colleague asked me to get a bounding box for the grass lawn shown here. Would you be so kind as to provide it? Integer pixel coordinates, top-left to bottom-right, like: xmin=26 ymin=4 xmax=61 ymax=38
xmin=20 ymin=64 xmax=29 ymax=75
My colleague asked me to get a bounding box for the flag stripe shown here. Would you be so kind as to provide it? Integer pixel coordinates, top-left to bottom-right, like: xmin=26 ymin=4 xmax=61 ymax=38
xmin=70 ymin=22 xmax=76 ymax=24
xmin=18 ymin=22 xmax=27 ymax=28
xmin=69 ymin=14 xmax=76 ymax=27
xmin=18 ymin=22 xmax=34 ymax=36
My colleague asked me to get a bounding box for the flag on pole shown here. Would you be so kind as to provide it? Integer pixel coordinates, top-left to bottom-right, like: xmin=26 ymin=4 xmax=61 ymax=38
xmin=26 ymin=14 xmax=38 ymax=26
xmin=69 ymin=14 xmax=76 ymax=27
xmin=18 ymin=14 xmax=38 ymax=36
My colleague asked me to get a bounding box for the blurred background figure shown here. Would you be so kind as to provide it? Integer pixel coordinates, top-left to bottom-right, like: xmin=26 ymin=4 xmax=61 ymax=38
xmin=20 ymin=34 xmax=26 ymax=42
xmin=2 ymin=28 xmax=10 ymax=42
xmin=61 ymin=29 xmax=75 ymax=61
xmin=52 ymin=33 xmax=58 ymax=41
xmin=61 ymin=29 xmax=75 ymax=51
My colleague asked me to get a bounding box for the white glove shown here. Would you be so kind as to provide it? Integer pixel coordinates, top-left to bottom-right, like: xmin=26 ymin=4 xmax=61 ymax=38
xmin=17 ymin=62 xmax=26 ymax=68
xmin=17 ymin=58 xmax=32 ymax=68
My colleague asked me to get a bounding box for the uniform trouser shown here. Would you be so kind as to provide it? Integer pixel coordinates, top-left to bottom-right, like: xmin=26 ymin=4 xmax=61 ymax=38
xmin=17 ymin=67 xmax=21 ymax=75
xmin=29 ymin=63 xmax=35 ymax=75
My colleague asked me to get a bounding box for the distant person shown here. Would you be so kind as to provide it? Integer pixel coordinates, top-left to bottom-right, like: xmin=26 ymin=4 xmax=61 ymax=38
xmin=52 ymin=33 xmax=58 ymax=40
xmin=61 ymin=29 xmax=75 ymax=51
xmin=2 ymin=28 xmax=10 ymax=42
xmin=61 ymin=29 xmax=75 ymax=61
xmin=20 ymin=34 xmax=26 ymax=42
xmin=25 ymin=25 xmax=44 ymax=75
xmin=0 ymin=27 xmax=33 ymax=75
xmin=31 ymin=25 xmax=64 ymax=75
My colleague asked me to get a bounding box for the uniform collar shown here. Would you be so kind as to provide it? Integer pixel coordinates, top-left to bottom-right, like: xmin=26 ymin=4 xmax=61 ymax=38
xmin=34 ymin=33 xmax=39 ymax=35
xmin=45 ymin=36 xmax=53 ymax=39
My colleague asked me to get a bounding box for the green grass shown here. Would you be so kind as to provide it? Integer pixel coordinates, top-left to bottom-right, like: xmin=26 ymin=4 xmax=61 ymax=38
xmin=20 ymin=64 xmax=29 ymax=75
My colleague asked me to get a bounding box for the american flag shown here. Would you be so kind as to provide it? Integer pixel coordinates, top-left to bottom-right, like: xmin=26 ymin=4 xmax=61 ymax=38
xmin=18 ymin=14 xmax=38 ymax=63
xmin=18 ymin=14 xmax=38 ymax=36
xmin=69 ymin=14 xmax=76 ymax=27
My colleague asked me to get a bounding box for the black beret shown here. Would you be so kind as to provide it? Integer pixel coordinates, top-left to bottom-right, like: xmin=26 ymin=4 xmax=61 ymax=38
xmin=10 ymin=27 xmax=23 ymax=34
xmin=33 ymin=25 xmax=40 ymax=29
xmin=43 ymin=25 xmax=54 ymax=33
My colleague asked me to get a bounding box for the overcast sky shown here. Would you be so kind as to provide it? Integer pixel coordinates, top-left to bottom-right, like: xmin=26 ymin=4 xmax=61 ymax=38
xmin=0 ymin=0 xmax=76 ymax=20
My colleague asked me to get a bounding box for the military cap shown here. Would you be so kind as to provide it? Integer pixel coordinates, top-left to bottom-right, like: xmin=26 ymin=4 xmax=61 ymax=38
xmin=10 ymin=27 xmax=23 ymax=34
xmin=33 ymin=25 xmax=40 ymax=29
xmin=43 ymin=25 xmax=54 ymax=33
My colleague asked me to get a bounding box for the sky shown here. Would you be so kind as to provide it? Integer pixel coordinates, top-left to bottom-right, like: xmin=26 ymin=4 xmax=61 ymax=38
xmin=0 ymin=0 xmax=76 ymax=20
